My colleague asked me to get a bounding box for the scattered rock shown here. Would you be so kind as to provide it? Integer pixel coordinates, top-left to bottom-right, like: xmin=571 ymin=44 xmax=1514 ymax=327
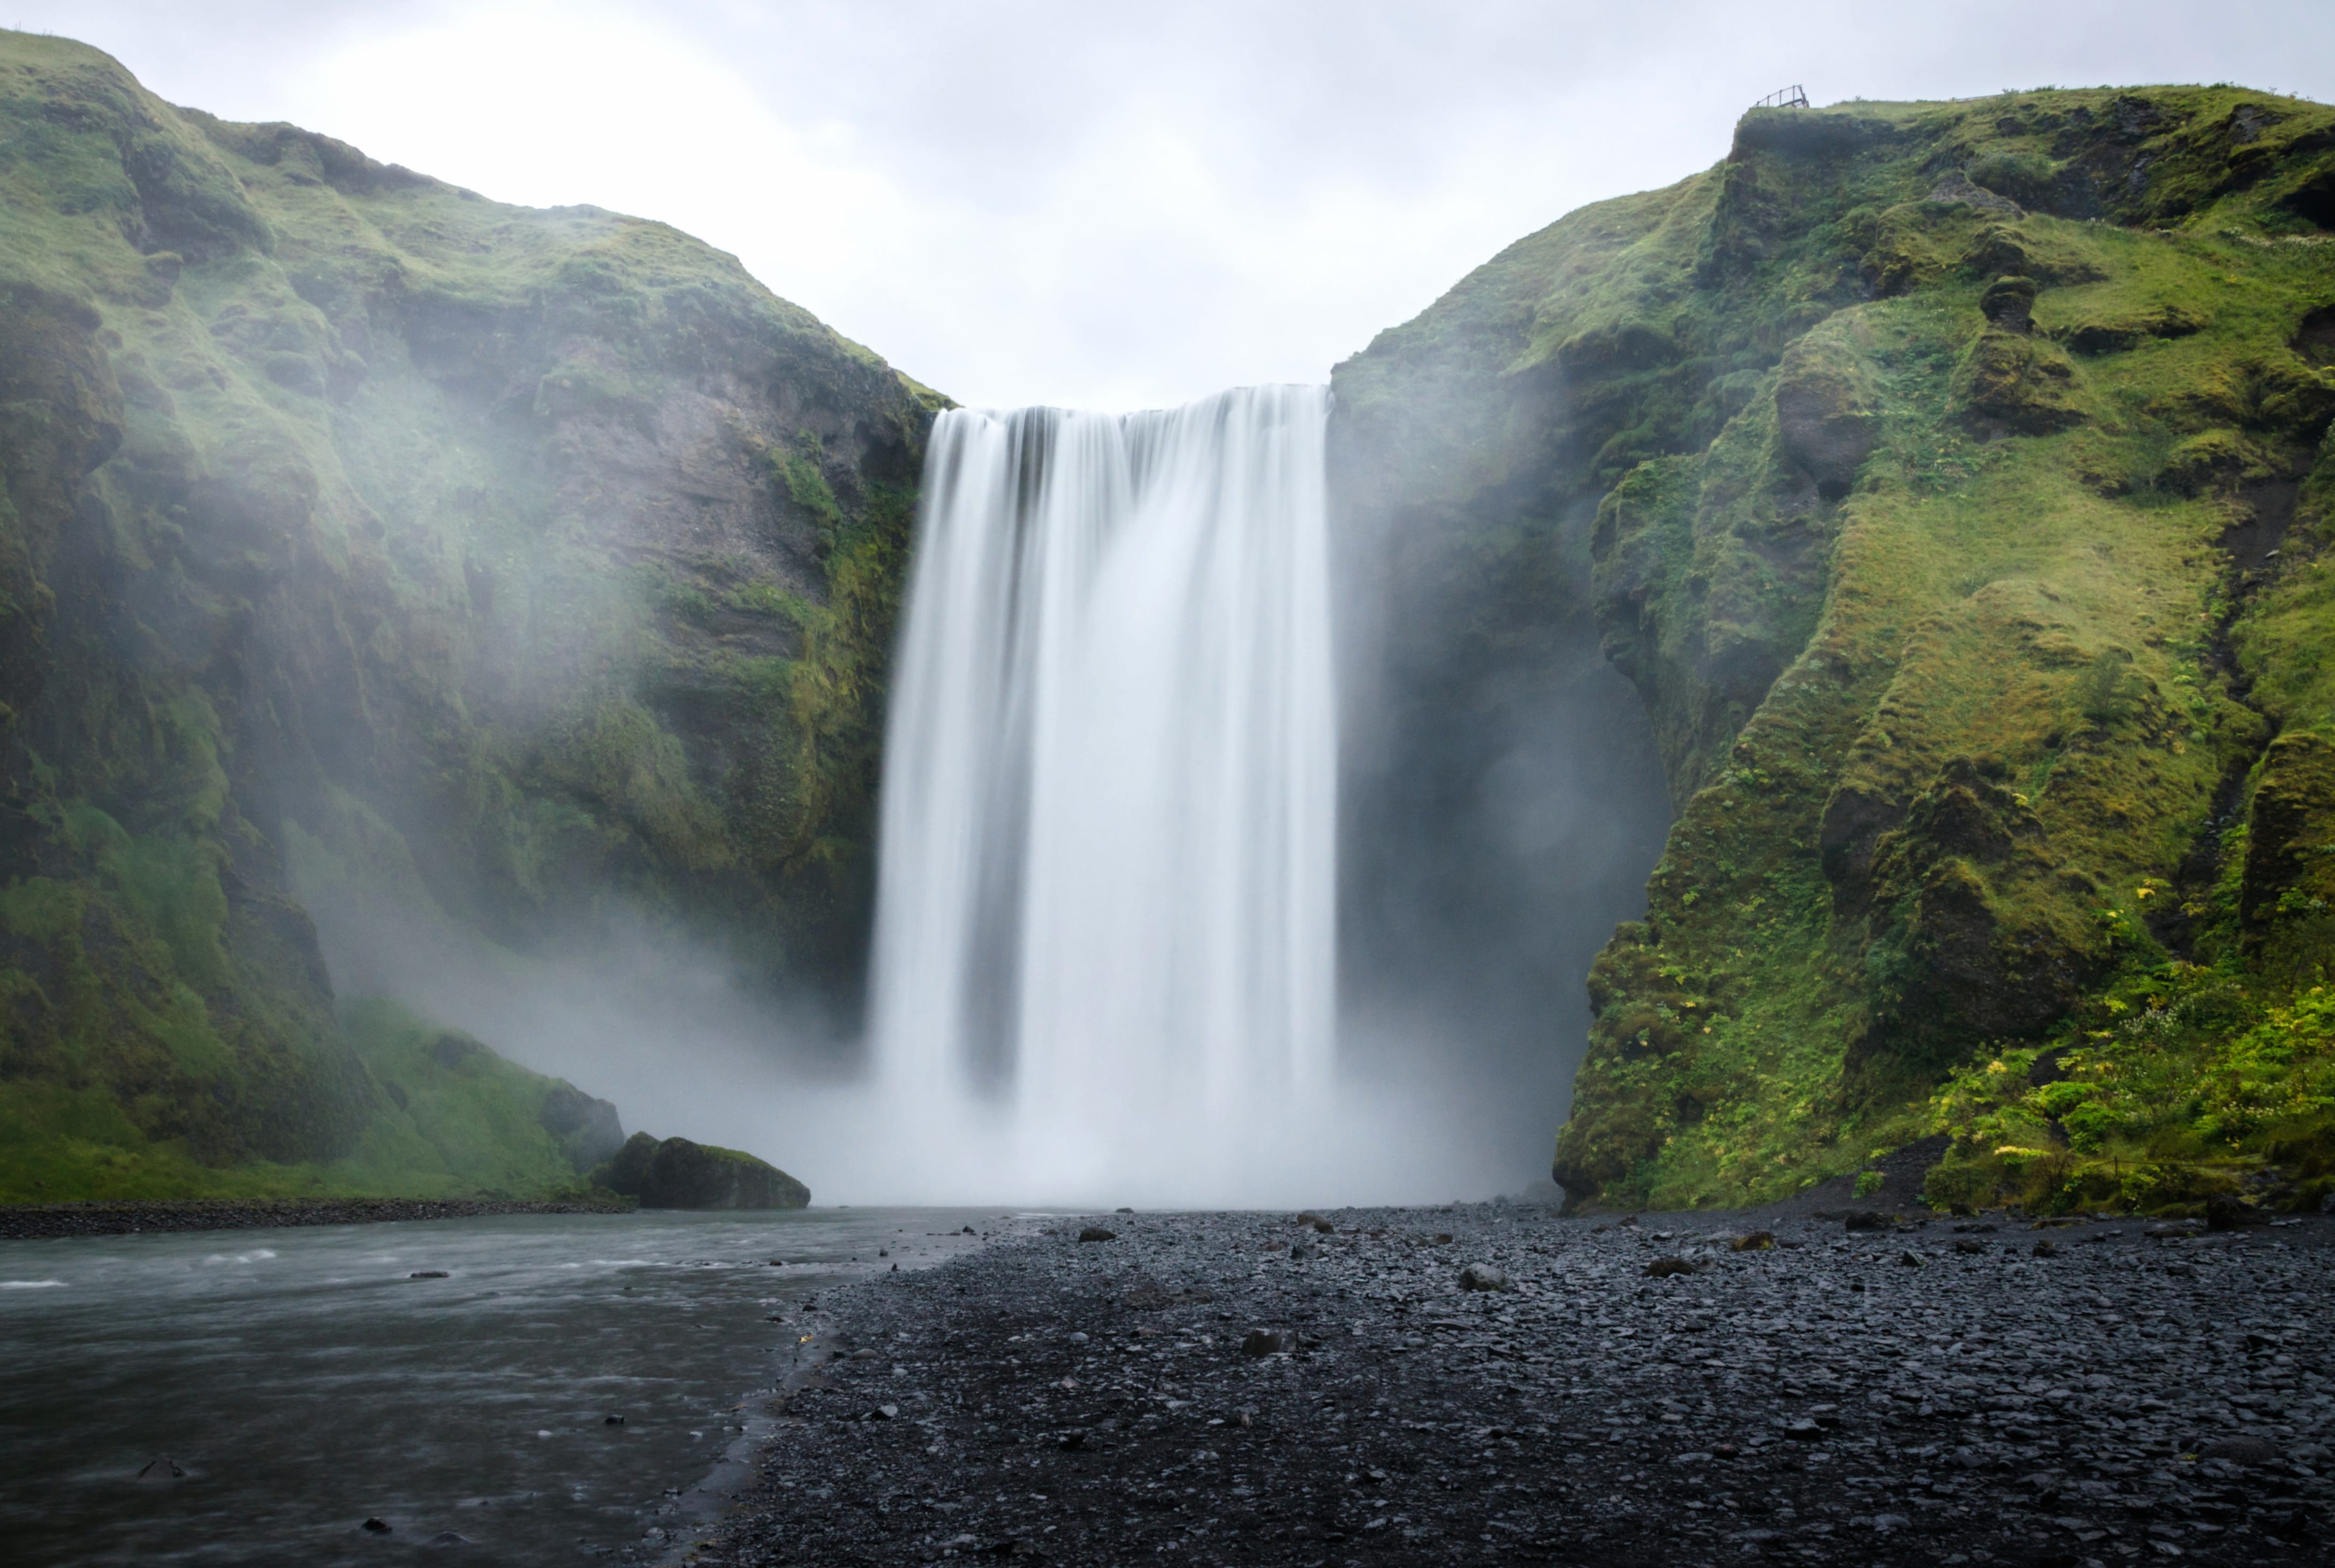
xmin=690 ymin=1201 xmax=2335 ymax=1567
xmin=1458 ymin=1262 xmax=1508 ymax=1291
xmin=1076 ymin=1228 xmax=1117 ymax=1244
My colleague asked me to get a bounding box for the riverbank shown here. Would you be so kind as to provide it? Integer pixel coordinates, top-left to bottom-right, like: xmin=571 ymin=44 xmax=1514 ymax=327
xmin=0 ymin=1196 xmax=631 ymax=1240
xmin=683 ymin=1202 xmax=2333 ymax=1566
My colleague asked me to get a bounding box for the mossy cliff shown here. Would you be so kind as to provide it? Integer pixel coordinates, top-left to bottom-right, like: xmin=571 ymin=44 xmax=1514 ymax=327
xmin=1333 ymin=86 xmax=2335 ymax=1213
xmin=0 ymin=32 xmax=938 ymax=1199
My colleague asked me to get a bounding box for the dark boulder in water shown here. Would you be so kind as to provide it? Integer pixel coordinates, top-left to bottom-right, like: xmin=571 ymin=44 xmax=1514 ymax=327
xmin=590 ymin=1132 xmax=808 ymax=1209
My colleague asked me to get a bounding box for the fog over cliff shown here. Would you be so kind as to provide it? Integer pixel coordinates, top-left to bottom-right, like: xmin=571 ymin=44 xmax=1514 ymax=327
xmin=19 ymin=0 xmax=2335 ymax=409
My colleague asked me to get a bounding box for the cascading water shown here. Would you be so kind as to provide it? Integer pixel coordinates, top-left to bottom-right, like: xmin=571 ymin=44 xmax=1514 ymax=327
xmin=868 ymin=384 xmax=1335 ymax=1198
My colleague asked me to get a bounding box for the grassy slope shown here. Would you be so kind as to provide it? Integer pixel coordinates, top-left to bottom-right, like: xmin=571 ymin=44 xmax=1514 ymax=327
xmin=0 ymin=31 xmax=934 ymax=1196
xmin=1334 ymin=86 xmax=2335 ymax=1213
xmin=0 ymin=998 xmax=611 ymax=1202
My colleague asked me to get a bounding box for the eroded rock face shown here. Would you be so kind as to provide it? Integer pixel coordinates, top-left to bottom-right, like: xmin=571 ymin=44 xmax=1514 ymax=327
xmin=1346 ymin=84 xmax=2335 ymax=1213
xmin=0 ymin=33 xmax=938 ymax=1189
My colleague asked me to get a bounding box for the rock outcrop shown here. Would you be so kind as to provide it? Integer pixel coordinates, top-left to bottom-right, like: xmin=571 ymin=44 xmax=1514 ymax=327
xmin=591 ymin=1132 xmax=808 ymax=1209
xmin=1333 ymin=85 xmax=2335 ymax=1213
xmin=0 ymin=30 xmax=926 ymax=1198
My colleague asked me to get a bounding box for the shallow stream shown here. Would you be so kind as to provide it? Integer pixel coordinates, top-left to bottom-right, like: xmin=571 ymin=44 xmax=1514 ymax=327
xmin=0 ymin=1207 xmax=1002 ymax=1565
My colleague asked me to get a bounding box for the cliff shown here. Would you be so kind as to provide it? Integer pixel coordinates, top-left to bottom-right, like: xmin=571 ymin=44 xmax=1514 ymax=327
xmin=0 ymin=32 xmax=938 ymax=1199
xmin=1334 ymin=86 xmax=2335 ymax=1214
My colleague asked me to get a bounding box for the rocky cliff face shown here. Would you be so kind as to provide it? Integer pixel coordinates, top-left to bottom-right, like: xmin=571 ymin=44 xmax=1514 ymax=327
xmin=1335 ymin=86 xmax=2335 ymax=1214
xmin=0 ymin=32 xmax=938 ymax=1198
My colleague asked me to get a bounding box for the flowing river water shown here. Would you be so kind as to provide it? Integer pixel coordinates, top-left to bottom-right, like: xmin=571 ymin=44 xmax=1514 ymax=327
xmin=0 ymin=1208 xmax=1010 ymax=1565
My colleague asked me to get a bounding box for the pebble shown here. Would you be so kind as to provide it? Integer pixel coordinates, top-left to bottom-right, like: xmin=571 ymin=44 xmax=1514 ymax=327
xmin=685 ymin=1205 xmax=2334 ymax=1565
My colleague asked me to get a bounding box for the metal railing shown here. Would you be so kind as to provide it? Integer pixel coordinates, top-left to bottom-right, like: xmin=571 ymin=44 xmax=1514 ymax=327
xmin=1754 ymin=85 xmax=1811 ymax=110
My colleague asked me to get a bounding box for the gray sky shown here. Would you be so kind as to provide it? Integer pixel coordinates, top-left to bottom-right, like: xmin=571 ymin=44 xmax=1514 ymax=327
xmin=14 ymin=2 xmax=2333 ymax=409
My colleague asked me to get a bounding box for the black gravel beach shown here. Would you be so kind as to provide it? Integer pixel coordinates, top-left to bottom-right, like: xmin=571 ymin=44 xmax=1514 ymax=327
xmin=680 ymin=1202 xmax=2333 ymax=1567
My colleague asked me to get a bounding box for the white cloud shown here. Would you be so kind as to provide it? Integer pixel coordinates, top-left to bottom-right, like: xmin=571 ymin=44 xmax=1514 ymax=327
xmin=14 ymin=1 xmax=2335 ymax=408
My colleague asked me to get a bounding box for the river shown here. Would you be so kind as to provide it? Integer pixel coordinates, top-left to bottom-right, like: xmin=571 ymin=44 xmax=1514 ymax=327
xmin=0 ymin=1207 xmax=1011 ymax=1565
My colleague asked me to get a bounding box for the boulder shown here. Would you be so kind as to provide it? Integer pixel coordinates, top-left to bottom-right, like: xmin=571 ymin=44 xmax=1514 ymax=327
xmin=590 ymin=1133 xmax=809 ymax=1209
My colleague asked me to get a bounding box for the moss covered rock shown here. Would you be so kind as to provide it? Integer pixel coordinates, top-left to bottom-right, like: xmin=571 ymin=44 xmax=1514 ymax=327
xmin=590 ymin=1131 xmax=807 ymax=1209
xmin=1335 ymin=84 xmax=2335 ymax=1212
xmin=0 ymin=30 xmax=935 ymax=1196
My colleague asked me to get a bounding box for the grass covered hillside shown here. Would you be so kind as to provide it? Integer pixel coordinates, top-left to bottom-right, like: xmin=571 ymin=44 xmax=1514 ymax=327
xmin=1333 ymin=85 xmax=2335 ymax=1215
xmin=0 ymin=32 xmax=937 ymax=1197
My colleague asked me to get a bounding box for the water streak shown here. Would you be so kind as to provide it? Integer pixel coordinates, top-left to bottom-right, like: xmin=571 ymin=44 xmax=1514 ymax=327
xmin=870 ymin=385 xmax=1335 ymax=1196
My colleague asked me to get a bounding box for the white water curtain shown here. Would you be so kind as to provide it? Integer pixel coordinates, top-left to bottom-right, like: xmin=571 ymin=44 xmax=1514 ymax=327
xmin=869 ymin=385 xmax=1335 ymax=1190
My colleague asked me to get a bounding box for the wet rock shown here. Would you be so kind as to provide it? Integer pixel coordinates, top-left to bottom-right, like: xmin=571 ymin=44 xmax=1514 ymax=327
xmin=362 ymin=1517 xmax=391 ymax=1533
xmin=408 ymin=1270 xmax=449 ymax=1279
xmin=134 ymin=1456 xmax=186 ymax=1483
xmin=2202 ymin=1436 xmax=2281 ymax=1466
xmin=1898 ymin=1250 xmax=1925 ymax=1267
xmin=422 ymin=1532 xmax=473 ymax=1548
xmin=2207 ymin=1196 xmax=2270 ymax=1231
xmin=604 ymin=1415 xmax=625 ymax=1425
xmin=1954 ymin=1237 xmax=1987 ymax=1254
xmin=1644 ymin=1256 xmax=1696 ymax=1278
xmin=1458 ymin=1262 xmax=1507 ymax=1291
xmin=1845 ymin=1211 xmax=1890 ymax=1232
xmin=871 ymin=1404 xmax=899 ymax=1420
xmin=1076 ymin=1227 xmax=1117 ymax=1243
xmin=1728 ymin=1230 xmax=1775 ymax=1251
xmin=1981 ymin=275 xmax=2040 ymax=333
xmin=692 ymin=1201 xmax=2335 ymax=1568
xmin=2033 ymin=1237 xmax=2059 ymax=1257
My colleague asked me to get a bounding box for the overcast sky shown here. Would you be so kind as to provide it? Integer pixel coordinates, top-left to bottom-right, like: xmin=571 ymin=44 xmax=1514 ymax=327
xmin=12 ymin=2 xmax=2333 ymax=409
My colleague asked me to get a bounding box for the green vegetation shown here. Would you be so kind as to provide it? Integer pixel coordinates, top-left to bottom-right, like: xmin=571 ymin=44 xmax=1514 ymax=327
xmin=0 ymin=30 xmax=938 ymax=1197
xmin=0 ymin=996 xmax=617 ymax=1202
xmin=1336 ymin=85 xmax=2335 ymax=1213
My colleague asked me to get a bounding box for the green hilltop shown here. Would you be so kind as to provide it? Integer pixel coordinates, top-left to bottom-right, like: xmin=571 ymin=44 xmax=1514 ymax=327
xmin=0 ymin=30 xmax=934 ymax=1200
xmin=1337 ymin=86 xmax=2335 ymax=1216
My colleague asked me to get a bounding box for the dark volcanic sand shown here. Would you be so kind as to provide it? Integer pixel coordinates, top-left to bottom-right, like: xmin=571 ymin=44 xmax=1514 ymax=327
xmin=677 ymin=1204 xmax=2333 ymax=1567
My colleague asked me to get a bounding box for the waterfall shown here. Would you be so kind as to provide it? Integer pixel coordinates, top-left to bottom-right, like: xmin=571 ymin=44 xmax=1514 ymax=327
xmin=868 ymin=384 xmax=1335 ymax=1196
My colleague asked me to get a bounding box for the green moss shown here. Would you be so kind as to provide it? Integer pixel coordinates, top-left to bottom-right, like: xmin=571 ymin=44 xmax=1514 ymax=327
xmin=1340 ymin=84 xmax=2335 ymax=1211
xmin=0 ymin=27 xmax=939 ymax=1195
